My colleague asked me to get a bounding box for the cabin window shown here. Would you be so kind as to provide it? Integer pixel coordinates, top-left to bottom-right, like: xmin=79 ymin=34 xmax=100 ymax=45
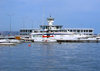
xmin=70 ymin=30 xmax=72 ymax=32
xmin=55 ymin=30 xmax=58 ymax=32
xmin=81 ymin=30 xmax=83 ymax=32
xmin=77 ymin=30 xmax=80 ymax=32
xmin=89 ymin=30 xmax=93 ymax=32
xmin=20 ymin=30 xmax=22 ymax=32
xmin=46 ymin=26 xmax=47 ymax=29
xmin=30 ymin=30 xmax=32 ymax=32
xmin=86 ymin=30 xmax=88 ymax=32
xmin=89 ymin=34 xmax=92 ymax=35
xmin=56 ymin=26 xmax=59 ymax=29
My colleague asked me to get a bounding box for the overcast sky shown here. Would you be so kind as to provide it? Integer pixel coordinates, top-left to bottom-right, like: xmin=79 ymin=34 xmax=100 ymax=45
xmin=0 ymin=0 xmax=100 ymax=33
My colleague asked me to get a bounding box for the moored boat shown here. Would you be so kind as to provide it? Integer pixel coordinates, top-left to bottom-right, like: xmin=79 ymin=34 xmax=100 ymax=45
xmin=0 ymin=36 xmax=22 ymax=45
xmin=20 ymin=16 xmax=100 ymax=43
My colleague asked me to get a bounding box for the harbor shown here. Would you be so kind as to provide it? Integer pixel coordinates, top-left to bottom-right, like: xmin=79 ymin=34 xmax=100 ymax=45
xmin=1 ymin=0 xmax=100 ymax=71
xmin=0 ymin=16 xmax=100 ymax=45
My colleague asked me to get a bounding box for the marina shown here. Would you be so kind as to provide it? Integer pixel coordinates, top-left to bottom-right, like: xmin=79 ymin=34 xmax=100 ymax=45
xmin=19 ymin=16 xmax=100 ymax=43
xmin=1 ymin=0 xmax=100 ymax=71
xmin=0 ymin=16 xmax=100 ymax=44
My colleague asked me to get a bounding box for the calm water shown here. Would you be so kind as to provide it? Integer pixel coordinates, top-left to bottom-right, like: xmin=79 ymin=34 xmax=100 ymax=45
xmin=0 ymin=43 xmax=100 ymax=71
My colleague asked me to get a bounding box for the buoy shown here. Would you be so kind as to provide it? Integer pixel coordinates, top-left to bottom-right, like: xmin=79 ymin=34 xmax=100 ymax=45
xmin=28 ymin=44 xmax=31 ymax=47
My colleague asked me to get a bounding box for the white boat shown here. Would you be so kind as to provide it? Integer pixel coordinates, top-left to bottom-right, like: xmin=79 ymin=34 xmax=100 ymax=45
xmin=0 ymin=39 xmax=16 ymax=45
xmin=6 ymin=36 xmax=22 ymax=43
xmin=19 ymin=16 xmax=100 ymax=42
xmin=0 ymin=36 xmax=21 ymax=45
xmin=0 ymin=39 xmax=8 ymax=43
xmin=29 ymin=16 xmax=95 ymax=42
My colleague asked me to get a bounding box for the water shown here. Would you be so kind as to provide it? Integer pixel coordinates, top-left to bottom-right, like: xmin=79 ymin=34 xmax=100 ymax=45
xmin=0 ymin=43 xmax=100 ymax=71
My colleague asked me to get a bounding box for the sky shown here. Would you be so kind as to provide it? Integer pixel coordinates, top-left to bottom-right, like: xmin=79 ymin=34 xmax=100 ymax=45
xmin=0 ymin=0 xmax=100 ymax=33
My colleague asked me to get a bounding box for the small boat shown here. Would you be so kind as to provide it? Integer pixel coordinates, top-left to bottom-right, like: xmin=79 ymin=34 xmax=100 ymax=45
xmin=5 ymin=36 xmax=22 ymax=43
xmin=0 ymin=39 xmax=16 ymax=45
xmin=0 ymin=36 xmax=22 ymax=45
